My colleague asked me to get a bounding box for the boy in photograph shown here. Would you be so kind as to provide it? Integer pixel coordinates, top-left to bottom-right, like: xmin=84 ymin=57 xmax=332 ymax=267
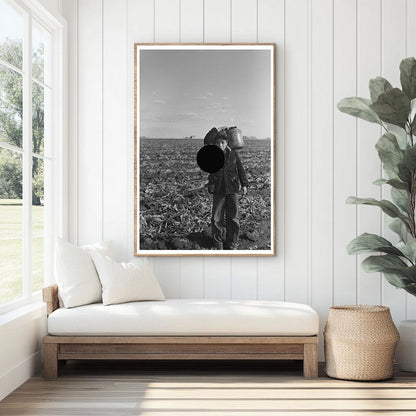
xmin=208 ymin=131 xmax=248 ymax=250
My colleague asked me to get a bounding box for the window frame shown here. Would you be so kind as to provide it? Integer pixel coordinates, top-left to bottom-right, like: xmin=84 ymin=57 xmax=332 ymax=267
xmin=0 ymin=0 xmax=67 ymax=315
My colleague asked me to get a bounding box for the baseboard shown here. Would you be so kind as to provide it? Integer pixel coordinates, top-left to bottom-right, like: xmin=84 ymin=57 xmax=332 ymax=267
xmin=0 ymin=350 xmax=42 ymax=401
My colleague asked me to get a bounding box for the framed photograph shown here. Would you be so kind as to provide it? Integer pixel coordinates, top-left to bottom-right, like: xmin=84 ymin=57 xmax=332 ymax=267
xmin=134 ymin=44 xmax=275 ymax=256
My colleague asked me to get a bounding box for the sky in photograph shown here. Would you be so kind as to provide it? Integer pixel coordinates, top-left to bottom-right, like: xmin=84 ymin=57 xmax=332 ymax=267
xmin=140 ymin=49 xmax=272 ymax=139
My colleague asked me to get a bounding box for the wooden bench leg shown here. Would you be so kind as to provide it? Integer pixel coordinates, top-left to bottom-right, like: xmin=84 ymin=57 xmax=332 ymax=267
xmin=44 ymin=343 xmax=59 ymax=379
xmin=303 ymin=343 xmax=318 ymax=379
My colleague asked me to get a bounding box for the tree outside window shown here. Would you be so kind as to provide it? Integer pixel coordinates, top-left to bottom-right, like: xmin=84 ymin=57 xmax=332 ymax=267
xmin=0 ymin=0 xmax=52 ymax=306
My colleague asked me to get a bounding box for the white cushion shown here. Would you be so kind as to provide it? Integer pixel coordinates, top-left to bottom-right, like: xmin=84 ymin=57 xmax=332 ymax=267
xmin=91 ymin=253 xmax=165 ymax=305
xmin=47 ymin=299 xmax=319 ymax=336
xmin=54 ymin=239 xmax=114 ymax=308
xmin=81 ymin=240 xmax=115 ymax=259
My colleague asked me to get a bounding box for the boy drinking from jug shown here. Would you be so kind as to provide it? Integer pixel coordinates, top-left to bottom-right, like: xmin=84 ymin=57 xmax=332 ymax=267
xmin=208 ymin=131 xmax=248 ymax=250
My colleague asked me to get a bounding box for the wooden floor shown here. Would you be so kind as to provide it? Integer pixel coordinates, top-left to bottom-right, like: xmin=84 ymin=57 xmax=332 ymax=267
xmin=1 ymin=360 xmax=416 ymax=415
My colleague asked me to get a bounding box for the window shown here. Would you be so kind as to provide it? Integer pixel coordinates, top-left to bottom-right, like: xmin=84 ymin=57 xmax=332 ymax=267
xmin=0 ymin=0 xmax=66 ymax=312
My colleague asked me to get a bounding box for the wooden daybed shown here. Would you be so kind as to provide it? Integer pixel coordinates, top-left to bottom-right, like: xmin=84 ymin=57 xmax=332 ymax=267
xmin=42 ymin=285 xmax=319 ymax=379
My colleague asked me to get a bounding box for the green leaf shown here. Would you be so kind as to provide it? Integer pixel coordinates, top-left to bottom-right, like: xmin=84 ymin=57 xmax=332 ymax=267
xmin=387 ymin=179 xmax=410 ymax=191
xmin=346 ymin=196 xmax=406 ymax=219
xmin=383 ymin=272 xmax=412 ymax=288
xmin=397 ymin=240 xmax=416 ymax=263
xmin=373 ymin=178 xmax=409 ymax=190
xmin=373 ymin=178 xmax=388 ymax=186
xmin=404 ymin=283 xmax=416 ymax=296
xmin=347 ymin=233 xmax=404 ymax=256
xmin=398 ymin=161 xmax=412 ymax=185
xmin=393 ymin=129 xmax=409 ymax=150
xmin=370 ymin=88 xmax=410 ymax=128
xmin=337 ymin=97 xmax=382 ymax=125
xmin=394 ymin=130 xmax=410 ymax=150
xmin=403 ymin=146 xmax=416 ymax=172
xmin=372 ymin=177 xmax=409 ymax=193
xmin=389 ymin=217 xmax=410 ymax=241
xmin=369 ymin=77 xmax=393 ymax=102
xmin=411 ymin=99 xmax=416 ymax=133
xmin=375 ymin=132 xmax=404 ymax=173
xmin=391 ymin=187 xmax=409 ymax=213
xmin=410 ymin=98 xmax=416 ymax=125
xmin=402 ymin=265 xmax=416 ymax=282
xmin=362 ymin=254 xmax=408 ymax=272
xmin=384 ymin=166 xmax=399 ymax=180
xmin=400 ymin=57 xmax=416 ymax=100
xmin=361 ymin=255 xmax=415 ymax=288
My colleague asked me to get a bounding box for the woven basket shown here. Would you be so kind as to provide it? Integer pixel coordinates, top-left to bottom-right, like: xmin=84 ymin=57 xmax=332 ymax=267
xmin=324 ymin=305 xmax=399 ymax=381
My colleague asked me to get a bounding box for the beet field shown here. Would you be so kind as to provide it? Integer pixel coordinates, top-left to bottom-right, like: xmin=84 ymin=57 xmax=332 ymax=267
xmin=139 ymin=138 xmax=272 ymax=251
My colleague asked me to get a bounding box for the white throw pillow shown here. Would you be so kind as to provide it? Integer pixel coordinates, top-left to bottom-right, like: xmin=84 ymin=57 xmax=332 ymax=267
xmin=55 ymin=239 xmax=114 ymax=308
xmin=90 ymin=252 xmax=165 ymax=306
xmin=81 ymin=240 xmax=115 ymax=259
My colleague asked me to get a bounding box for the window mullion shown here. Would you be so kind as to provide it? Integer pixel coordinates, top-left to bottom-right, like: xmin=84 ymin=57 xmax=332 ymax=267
xmin=0 ymin=58 xmax=25 ymax=77
xmin=22 ymin=10 xmax=32 ymax=298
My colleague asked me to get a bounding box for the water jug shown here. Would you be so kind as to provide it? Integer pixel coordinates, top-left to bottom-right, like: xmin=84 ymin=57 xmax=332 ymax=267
xmin=226 ymin=127 xmax=244 ymax=150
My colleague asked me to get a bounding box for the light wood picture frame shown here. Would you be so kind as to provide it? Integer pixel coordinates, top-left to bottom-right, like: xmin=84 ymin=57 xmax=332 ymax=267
xmin=134 ymin=44 xmax=276 ymax=256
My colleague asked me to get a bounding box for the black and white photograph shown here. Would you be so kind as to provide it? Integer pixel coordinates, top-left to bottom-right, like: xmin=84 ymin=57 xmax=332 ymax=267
xmin=134 ymin=44 xmax=275 ymax=256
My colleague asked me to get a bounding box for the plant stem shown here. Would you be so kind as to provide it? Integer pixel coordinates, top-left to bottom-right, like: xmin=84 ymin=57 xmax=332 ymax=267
xmin=409 ymin=123 xmax=416 ymax=238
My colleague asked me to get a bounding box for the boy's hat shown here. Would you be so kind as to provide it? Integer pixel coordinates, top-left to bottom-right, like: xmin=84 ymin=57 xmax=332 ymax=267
xmin=203 ymin=127 xmax=218 ymax=146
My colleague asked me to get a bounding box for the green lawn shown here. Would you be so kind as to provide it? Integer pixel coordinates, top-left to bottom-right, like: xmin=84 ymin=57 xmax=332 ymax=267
xmin=0 ymin=199 xmax=44 ymax=305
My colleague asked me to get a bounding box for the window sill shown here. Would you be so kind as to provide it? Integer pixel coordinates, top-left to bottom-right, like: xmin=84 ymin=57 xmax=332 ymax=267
xmin=0 ymin=291 xmax=42 ymax=315
xmin=0 ymin=298 xmax=45 ymax=327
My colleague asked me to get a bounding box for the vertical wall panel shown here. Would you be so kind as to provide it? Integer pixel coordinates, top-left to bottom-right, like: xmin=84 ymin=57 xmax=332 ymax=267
xmin=204 ymin=258 xmax=231 ymax=298
xmin=204 ymin=0 xmax=231 ymax=42
xmin=356 ymin=0 xmax=382 ymax=305
xmin=181 ymin=0 xmax=203 ymax=43
xmin=407 ymin=0 xmax=416 ymax=319
xmin=61 ymin=0 xmax=77 ymax=245
xmin=203 ymin=0 xmax=232 ymax=298
xmin=155 ymin=0 xmax=180 ymax=43
xmin=382 ymin=0 xmax=406 ymax=88
xmin=231 ymin=258 xmax=257 ymax=299
xmin=127 ymin=0 xmax=154 ymax=42
xmin=152 ymin=0 xmax=181 ymax=297
xmin=381 ymin=0 xmax=407 ymax=322
xmin=284 ymin=0 xmax=309 ymax=304
xmin=231 ymin=0 xmax=257 ymax=42
xmin=407 ymin=0 xmax=416 ymax=55
xmin=154 ymin=259 xmax=181 ymax=298
xmin=257 ymin=0 xmax=285 ymax=301
xmin=310 ymin=0 xmax=333 ymax=360
xmin=103 ymin=0 xmax=128 ymax=260
xmin=333 ymin=0 xmax=357 ymax=305
xmin=67 ymin=0 xmax=413 ymax=325
xmin=127 ymin=0 xmax=154 ymax=262
xmin=229 ymin=0 xmax=258 ymax=300
xmin=179 ymin=0 xmax=205 ymax=298
xmin=77 ymin=0 xmax=103 ymax=245
xmin=180 ymin=258 xmax=204 ymax=298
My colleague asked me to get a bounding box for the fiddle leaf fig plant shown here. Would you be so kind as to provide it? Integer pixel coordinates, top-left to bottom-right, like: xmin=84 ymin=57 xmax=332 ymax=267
xmin=338 ymin=57 xmax=416 ymax=297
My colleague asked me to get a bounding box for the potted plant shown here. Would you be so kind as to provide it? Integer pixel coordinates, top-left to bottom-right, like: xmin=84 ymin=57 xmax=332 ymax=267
xmin=337 ymin=57 xmax=416 ymax=372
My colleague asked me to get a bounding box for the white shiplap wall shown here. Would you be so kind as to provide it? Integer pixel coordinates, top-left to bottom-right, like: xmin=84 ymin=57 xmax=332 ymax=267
xmin=61 ymin=0 xmax=416 ymax=357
